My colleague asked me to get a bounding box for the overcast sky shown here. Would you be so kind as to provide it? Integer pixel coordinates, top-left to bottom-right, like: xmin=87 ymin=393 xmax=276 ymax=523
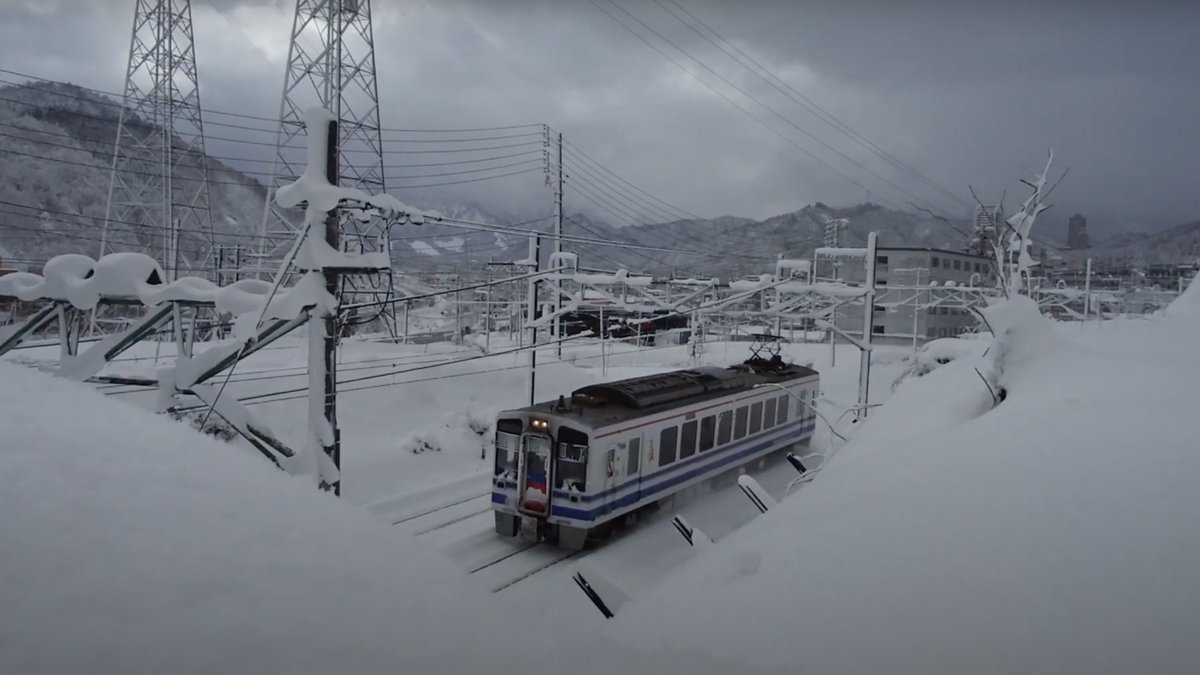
xmin=2 ymin=0 xmax=1198 ymax=236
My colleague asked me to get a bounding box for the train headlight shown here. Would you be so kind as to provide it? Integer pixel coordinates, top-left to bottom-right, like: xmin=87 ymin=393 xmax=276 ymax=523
xmin=530 ymin=418 xmax=549 ymax=431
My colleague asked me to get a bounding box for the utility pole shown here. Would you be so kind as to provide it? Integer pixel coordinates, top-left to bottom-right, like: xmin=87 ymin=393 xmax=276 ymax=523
xmin=857 ymin=232 xmax=877 ymax=420
xmin=554 ymin=131 xmax=564 ymax=359
xmin=315 ymin=118 xmax=341 ymax=495
xmin=526 ymin=234 xmax=542 ymax=406
xmin=912 ymin=266 xmax=922 ymax=353
xmin=1084 ymin=257 xmax=1092 ymax=322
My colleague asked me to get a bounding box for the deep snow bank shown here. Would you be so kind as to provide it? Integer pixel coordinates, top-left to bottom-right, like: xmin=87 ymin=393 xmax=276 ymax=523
xmin=609 ymin=298 xmax=1200 ymax=674
xmin=0 ymin=362 xmax=770 ymax=675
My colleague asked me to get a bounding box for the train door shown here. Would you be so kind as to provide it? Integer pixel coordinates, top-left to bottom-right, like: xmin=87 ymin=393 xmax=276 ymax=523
xmin=600 ymin=443 xmax=620 ymax=516
xmin=518 ymin=433 xmax=552 ymax=516
xmin=616 ymin=434 xmax=643 ymax=514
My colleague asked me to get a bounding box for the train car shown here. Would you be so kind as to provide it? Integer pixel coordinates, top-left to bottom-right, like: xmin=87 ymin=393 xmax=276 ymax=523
xmin=491 ymin=355 xmax=819 ymax=549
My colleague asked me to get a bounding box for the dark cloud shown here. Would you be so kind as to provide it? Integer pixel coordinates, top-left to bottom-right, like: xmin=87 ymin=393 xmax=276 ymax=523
xmin=2 ymin=0 xmax=1198 ymax=236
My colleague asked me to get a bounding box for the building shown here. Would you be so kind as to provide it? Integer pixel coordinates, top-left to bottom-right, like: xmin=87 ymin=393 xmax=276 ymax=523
xmin=818 ymin=246 xmax=994 ymax=345
xmin=1067 ymin=214 xmax=1089 ymax=249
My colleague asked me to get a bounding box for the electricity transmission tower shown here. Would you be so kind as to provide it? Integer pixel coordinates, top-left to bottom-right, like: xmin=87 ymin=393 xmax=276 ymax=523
xmin=262 ymin=0 xmax=393 ymax=334
xmin=261 ymin=0 xmax=386 ymax=260
xmin=103 ymin=0 xmax=214 ymax=281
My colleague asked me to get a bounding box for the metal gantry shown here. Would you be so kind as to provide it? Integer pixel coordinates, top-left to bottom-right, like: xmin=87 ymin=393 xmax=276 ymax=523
xmin=103 ymin=0 xmax=215 ymax=281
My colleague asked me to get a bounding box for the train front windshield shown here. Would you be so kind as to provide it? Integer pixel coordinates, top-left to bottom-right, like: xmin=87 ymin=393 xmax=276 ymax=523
xmin=494 ymin=418 xmax=522 ymax=478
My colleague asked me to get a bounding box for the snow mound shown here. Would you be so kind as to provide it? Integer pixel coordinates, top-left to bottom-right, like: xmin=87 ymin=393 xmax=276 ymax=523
xmin=609 ymin=299 xmax=1200 ymax=674
xmin=0 ymin=362 xmax=772 ymax=675
xmin=1166 ymin=269 xmax=1200 ymax=318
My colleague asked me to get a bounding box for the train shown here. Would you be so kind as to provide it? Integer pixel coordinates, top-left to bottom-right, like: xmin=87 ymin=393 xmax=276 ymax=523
xmin=490 ymin=353 xmax=820 ymax=549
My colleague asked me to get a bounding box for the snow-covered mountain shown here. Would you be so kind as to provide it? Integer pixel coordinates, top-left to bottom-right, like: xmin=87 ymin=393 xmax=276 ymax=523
xmin=4 ymin=81 xmax=1192 ymax=279
xmin=0 ymin=81 xmax=266 ymax=266
xmin=1083 ymin=219 xmax=1200 ymax=263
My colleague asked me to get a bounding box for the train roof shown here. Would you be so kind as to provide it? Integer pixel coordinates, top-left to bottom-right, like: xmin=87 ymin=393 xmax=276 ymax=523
xmin=507 ymin=360 xmax=819 ymax=430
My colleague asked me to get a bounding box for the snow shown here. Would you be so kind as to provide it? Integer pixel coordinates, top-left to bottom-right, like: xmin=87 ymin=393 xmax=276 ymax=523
xmin=433 ymin=235 xmax=465 ymax=252
xmin=608 ymin=298 xmax=1200 ymax=674
xmin=668 ymin=277 xmax=719 ymax=286
xmin=814 ymin=246 xmax=868 ymax=257
xmin=409 ymin=240 xmax=440 ymax=256
xmin=565 ymin=268 xmax=652 ymax=286
xmin=0 ymin=359 xmax=768 ymax=675
xmin=7 ymin=251 xmax=1200 ymax=673
xmin=729 ymin=274 xmax=774 ymax=291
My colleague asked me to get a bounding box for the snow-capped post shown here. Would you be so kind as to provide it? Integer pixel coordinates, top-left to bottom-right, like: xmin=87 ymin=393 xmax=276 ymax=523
xmin=1084 ymin=257 xmax=1092 ymax=321
xmin=857 ymin=231 xmax=877 ymax=420
xmin=318 ymin=117 xmax=341 ymax=495
xmin=525 ymin=234 xmax=541 ymax=406
xmin=554 ymin=131 xmax=564 ymax=359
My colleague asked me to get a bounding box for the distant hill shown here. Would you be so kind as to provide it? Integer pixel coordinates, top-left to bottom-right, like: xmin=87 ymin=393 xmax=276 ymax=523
xmin=1082 ymin=220 xmax=1200 ymax=263
xmin=4 ymin=80 xmax=1189 ymax=280
xmin=0 ymin=81 xmax=266 ymax=267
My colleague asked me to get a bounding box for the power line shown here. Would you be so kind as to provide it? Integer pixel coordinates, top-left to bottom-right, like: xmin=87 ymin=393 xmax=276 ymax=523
xmin=584 ymin=0 xmax=955 ymax=219
xmin=562 ymin=138 xmax=703 ymax=221
xmin=653 ymin=0 xmax=972 ymax=210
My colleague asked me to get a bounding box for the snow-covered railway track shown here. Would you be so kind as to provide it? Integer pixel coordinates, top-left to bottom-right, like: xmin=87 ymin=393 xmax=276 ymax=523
xmin=411 ymin=505 xmax=493 ymax=536
xmin=389 ymin=491 xmax=489 ymax=526
xmin=489 ymin=550 xmax=581 ymax=594
xmin=466 ymin=543 xmax=584 ymax=594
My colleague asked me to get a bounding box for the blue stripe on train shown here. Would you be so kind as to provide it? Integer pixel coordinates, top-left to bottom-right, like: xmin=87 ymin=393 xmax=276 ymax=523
xmin=552 ymin=419 xmax=811 ymax=503
xmin=549 ymin=420 xmax=815 ymax=522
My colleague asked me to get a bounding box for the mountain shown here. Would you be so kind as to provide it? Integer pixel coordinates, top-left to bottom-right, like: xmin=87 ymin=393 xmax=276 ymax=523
xmin=7 ymin=80 xmax=1188 ymax=281
xmin=1082 ymin=220 xmax=1200 ymax=264
xmin=570 ymin=202 xmax=971 ymax=278
xmin=0 ymin=81 xmax=266 ymax=267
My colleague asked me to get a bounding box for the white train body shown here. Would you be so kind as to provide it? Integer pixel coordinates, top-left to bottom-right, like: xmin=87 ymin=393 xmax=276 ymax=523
xmin=491 ymin=360 xmax=819 ymax=549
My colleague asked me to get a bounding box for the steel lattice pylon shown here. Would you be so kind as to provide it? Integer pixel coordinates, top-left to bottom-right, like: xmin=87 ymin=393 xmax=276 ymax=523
xmin=261 ymin=0 xmax=386 ymax=258
xmin=261 ymin=0 xmax=394 ymax=335
xmin=103 ymin=0 xmax=214 ymax=281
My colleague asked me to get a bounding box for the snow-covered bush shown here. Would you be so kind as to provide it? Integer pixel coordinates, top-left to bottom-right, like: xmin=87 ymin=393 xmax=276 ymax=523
xmin=891 ymin=337 xmax=984 ymax=390
xmin=402 ymin=432 xmax=440 ymax=454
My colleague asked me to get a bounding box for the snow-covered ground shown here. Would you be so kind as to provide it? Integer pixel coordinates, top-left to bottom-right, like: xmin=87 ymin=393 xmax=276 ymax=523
xmin=3 ymin=284 xmax=1200 ymax=673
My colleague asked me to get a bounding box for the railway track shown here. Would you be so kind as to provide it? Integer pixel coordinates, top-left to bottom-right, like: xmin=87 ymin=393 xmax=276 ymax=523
xmin=467 ymin=543 xmax=584 ymax=594
xmin=390 ymin=491 xmax=489 ymax=526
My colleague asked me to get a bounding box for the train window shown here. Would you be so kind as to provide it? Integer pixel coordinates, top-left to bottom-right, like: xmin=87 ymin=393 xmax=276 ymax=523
xmin=776 ymin=395 xmax=789 ymax=423
xmin=734 ymin=406 xmax=748 ymax=439
xmin=494 ymin=418 xmax=522 ymax=477
xmin=659 ymin=426 xmax=678 ymax=466
xmin=749 ymin=401 xmax=763 ymax=434
xmin=627 ymin=438 xmax=640 ymax=475
xmin=556 ymin=452 xmax=587 ymax=491
xmin=717 ymin=411 xmax=733 ymax=445
xmin=763 ymin=398 xmax=777 ymax=428
xmin=699 ymin=415 xmax=716 ymax=452
xmin=680 ymin=420 xmax=698 ymax=459
xmin=556 ymin=425 xmax=589 ymax=491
